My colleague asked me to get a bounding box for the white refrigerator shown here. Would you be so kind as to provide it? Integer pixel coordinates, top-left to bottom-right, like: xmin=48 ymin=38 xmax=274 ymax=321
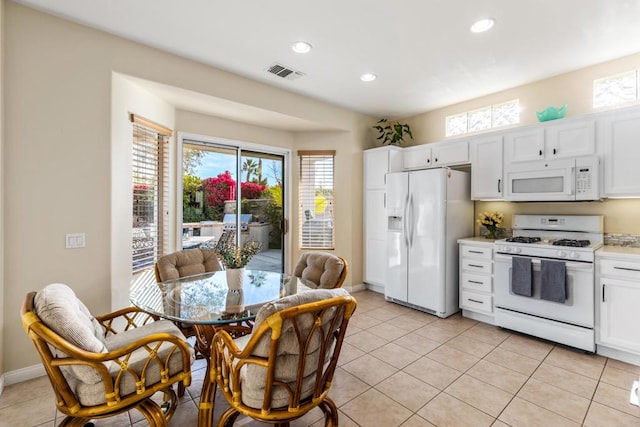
xmin=385 ymin=168 xmax=473 ymax=317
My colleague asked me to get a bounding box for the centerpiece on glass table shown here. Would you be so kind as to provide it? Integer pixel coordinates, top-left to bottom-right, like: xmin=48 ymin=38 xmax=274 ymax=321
xmin=215 ymin=239 xmax=262 ymax=290
xmin=477 ymin=211 xmax=504 ymax=240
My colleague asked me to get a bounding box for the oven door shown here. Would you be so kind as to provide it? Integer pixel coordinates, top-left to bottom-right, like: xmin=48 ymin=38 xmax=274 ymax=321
xmin=505 ymin=158 xmax=575 ymax=201
xmin=494 ymin=253 xmax=594 ymax=328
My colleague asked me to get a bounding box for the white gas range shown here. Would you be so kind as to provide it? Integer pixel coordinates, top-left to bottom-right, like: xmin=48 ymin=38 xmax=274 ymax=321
xmin=493 ymin=215 xmax=603 ymax=352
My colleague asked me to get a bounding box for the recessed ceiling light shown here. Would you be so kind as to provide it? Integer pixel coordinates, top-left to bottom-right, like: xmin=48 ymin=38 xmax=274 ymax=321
xmin=470 ymin=18 xmax=495 ymax=33
xmin=292 ymin=41 xmax=312 ymax=54
xmin=360 ymin=73 xmax=377 ymax=82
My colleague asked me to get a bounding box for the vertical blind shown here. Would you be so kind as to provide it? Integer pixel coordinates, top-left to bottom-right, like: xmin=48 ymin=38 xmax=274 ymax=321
xmin=298 ymin=150 xmax=335 ymax=249
xmin=131 ymin=114 xmax=171 ymax=272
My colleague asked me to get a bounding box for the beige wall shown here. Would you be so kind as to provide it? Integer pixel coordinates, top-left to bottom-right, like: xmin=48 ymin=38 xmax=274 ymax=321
xmin=3 ymin=3 xmax=371 ymax=373
xmin=475 ymin=199 xmax=640 ymax=236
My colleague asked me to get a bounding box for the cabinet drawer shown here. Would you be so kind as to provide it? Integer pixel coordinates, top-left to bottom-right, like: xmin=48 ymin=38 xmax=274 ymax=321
xmin=460 ymin=272 xmax=492 ymax=292
xmin=461 ymin=258 xmax=492 ymax=274
xmin=599 ymin=259 xmax=640 ymax=281
xmin=460 ymin=290 xmax=493 ymax=314
xmin=461 ymin=245 xmax=492 ymax=260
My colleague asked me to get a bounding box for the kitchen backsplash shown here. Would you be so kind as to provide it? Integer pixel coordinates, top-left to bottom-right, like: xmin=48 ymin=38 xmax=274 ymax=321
xmin=604 ymin=233 xmax=640 ymax=248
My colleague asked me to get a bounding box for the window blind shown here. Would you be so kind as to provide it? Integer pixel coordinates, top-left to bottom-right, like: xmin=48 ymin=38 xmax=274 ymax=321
xmin=131 ymin=114 xmax=171 ymax=272
xmin=298 ymin=151 xmax=335 ymax=249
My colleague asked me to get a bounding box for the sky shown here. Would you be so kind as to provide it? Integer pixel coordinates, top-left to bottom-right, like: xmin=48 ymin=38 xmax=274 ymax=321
xmin=190 ymin=152 xmax=282 ymax=187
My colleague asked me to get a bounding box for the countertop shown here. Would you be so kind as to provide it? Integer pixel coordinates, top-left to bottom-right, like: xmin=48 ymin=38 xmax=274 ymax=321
xmin=457 ymin=236 xmax=496 ymax=245
xmin=597 ymin=245 xmax=640 ymax=260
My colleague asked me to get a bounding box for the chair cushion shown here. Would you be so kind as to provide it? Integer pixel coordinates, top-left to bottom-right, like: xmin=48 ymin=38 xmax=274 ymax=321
xmin=70 ymin=320 xmax=194 ymax=406
xmin=34 ymin=283 xmax=109 ymax=384
xmin=156 ymin=248 xmax=221 ymax=282
xmin=240 ymin=288 xmax=349 ymax=408
xmin=293 ymin=252 xmax=345 ymax=288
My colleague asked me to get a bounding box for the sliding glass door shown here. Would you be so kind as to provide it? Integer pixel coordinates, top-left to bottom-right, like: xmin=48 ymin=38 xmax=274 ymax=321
xmin=181 ymin=139 xmax=285 ymax=272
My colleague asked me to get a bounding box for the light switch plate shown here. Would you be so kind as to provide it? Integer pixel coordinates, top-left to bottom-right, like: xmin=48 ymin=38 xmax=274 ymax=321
xmin=65 ymin=233 xmax=86 ymax=249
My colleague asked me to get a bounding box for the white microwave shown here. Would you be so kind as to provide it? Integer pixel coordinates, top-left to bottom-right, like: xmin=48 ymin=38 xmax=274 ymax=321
xmin=505 ymin=156 xmax=600 ymax=201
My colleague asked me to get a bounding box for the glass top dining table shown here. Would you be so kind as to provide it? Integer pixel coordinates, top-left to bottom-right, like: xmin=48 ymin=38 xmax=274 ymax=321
xmin=129 ymin=268 xmax=317 ymax=326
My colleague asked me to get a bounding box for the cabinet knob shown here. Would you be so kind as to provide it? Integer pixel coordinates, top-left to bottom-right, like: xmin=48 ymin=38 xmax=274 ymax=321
xmin=539 ymin=150 xmax=543 ymax=156
xmin=427 ymin=159 xmax=430 ymax=163
xmin=498 ymin=179 xmax=502 ymax=193
xmin=435 ymin=158 xmax=438 ymax=163
xmin=553 ymin=148 xmax=557 ymax=155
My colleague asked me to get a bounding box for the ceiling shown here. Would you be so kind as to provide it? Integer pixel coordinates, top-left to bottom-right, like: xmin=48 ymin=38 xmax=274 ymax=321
xmin=12 ymin=0 xmax=640 ymax=122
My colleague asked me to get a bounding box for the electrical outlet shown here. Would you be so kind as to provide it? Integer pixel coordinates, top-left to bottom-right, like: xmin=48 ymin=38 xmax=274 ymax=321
xmin=65 ymin=233 xmax=86 ymax=249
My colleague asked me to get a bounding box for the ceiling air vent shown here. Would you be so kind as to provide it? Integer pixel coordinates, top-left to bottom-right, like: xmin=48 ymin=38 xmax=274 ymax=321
xmin=266 ymin=63 xmax=305 ymax=81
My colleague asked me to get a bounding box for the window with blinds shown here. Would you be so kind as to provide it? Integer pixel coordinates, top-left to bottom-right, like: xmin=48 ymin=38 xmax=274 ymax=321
xmin=131 ymin=114 xmax=171 ymax=272
xmin=298 ymin=150 xmax=335 ymax=249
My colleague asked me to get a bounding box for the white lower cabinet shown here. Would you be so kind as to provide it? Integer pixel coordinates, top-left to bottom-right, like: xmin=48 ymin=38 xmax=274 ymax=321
xmin=458 ymin=238 xmax=495 ymax=324
xmin=596 ymin=248 xmax=640 ymax=364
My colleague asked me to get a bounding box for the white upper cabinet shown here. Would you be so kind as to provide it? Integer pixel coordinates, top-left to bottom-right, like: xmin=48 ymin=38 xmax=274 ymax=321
xmin=403 ymin=140 xmax=468 ymax=170
xmin=504 ymin=127 xmax=544 ymax=163
xmin=364 ymin=146 xmax=403 ymax=190
xmin=470 ymin=135 xmax=503 ymax=200
xmin=505 ymin=118 xmax=595 ymax=163
xmin=432 ymin=140 xmax=469 ymax=167
xmin=598 ymin=106 xmax=640 ymax=197
xmin=403 ymin=144 xmax=432 ymax=170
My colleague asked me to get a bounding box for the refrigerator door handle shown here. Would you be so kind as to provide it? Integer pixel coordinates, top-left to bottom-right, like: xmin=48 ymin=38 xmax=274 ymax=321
xmin=409 ymin=195 xmax=415 ymax=248
xmin=403 ymin=193 xmax=410 ymax=247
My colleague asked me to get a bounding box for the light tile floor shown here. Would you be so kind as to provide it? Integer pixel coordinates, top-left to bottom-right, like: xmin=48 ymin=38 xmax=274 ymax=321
xmin=2 ymin=290 xmax=640 ymax=426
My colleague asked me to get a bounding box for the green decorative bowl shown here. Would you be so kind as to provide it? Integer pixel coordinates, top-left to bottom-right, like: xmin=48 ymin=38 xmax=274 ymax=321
xmin=536 ymin=104 xmax=567 ymax=122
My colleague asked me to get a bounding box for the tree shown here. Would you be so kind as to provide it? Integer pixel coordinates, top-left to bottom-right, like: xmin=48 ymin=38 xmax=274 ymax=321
xmin=183 ymin=148 xmax=205 ymax=175
xmin=242 ymin=158 xmax=260 ymax=182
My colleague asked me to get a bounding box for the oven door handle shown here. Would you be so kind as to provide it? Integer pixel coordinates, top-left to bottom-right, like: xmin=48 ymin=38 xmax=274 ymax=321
xmin=494 ymin=254 xmax=593 ymax=270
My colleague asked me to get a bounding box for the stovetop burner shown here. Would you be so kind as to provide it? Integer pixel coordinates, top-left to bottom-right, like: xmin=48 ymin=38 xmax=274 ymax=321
xmin=552 ymin=239 xmax=591 ymax=248
xmin=505 ymin=236 xmax=542 ymax=244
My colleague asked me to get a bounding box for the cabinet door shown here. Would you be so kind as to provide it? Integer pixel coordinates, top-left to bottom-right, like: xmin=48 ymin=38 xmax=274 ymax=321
xmin=599 ymin=108 xmax=640 ymax=197
xmin=505 ymin=128 xmax=544 ymax=162
xmin=470 ymin=135 xmax=503 ymax=200
xmin=546 ymin=119 xmax=595 ymax=159
xmin=432 ymin=140 xmax=469 ymax=167
xmin=364 ymin=189 xmax=387 ymax=285
xmin=598 ymin=277 xmax=640 ymax=353
xmin=403 ymin=145 xmax=432 ymax=170
xmin=364 ymin=149 xmax=390 ymax=190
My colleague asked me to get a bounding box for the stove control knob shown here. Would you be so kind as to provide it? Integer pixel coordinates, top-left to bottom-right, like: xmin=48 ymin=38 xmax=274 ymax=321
xmin=568 ymin=252 xmax=579 ymax=259
xmin=500 ymin=245 xmax=509 ymax=253
xmin=556 ymin=250 xmax=566 ymax=258
xmin=512 ymin=247 xmax=521 ymax=254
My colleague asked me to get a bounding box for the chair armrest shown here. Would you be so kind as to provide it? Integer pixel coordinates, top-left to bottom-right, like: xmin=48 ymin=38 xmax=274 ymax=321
xmin=95 ymin=306 xmax=159 ymax=336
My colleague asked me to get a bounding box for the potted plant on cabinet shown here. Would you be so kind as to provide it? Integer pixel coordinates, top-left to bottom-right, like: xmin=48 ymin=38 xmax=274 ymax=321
xmin=372 ymin=119 xmax=414 ymax=146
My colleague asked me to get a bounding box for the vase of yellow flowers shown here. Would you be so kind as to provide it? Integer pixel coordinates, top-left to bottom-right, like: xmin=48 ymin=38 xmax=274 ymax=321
xmin=215 ymin=239 xmax=262 ymax=290
xmin=477 ymin=211 xmax=504 ymax=239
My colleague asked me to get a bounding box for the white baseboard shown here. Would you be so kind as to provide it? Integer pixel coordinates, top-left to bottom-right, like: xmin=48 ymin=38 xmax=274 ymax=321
xmin=3 ymin=363 xmax=45 ymax=386
xmin=0 ymin=373 xmax=5 ymax=397
xmin=345 ymin=283 xmax=367 ymax=293
xmin=365 ymin=283 xmax=384 ymax=294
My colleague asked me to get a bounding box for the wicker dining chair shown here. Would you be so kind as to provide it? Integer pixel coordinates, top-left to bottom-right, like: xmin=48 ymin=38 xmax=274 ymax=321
xmin=21 ymin=284 xmax=193 ymax=427
xmin=201 ymin=288 xmax=357 ymax=427
xmin=293 ymin=252 xmax=348 ymax=289
xmin=154 ymin=248 xmax=224 ymax=339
